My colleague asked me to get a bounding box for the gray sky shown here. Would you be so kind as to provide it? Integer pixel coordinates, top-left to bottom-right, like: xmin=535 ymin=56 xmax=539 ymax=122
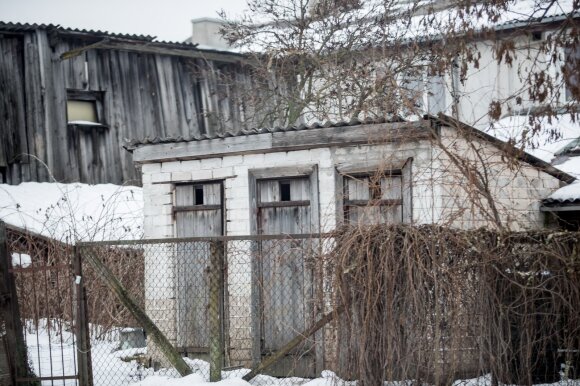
xmin=0 ymin=0 xmax=248 ymax=42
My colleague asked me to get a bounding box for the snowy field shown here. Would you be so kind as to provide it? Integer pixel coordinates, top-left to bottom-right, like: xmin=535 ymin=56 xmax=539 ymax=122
xmin=24 ymin=321 xmax=580 ymax=386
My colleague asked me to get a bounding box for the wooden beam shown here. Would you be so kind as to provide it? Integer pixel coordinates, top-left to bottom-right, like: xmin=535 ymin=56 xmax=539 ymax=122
xmin=242 ymin=305 xmax=344 ymax=381
xmin=132 ymin=122 xmax=430 ymax=164
xmin=60 ymin=39 xmax=110 ymax=60
xmin=81 ymin=248 xmax=192 ymax=377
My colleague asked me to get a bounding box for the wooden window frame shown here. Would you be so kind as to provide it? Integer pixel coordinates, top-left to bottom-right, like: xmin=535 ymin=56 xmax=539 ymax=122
xmin=66 ymin=89 xmax=107 ymax=128
xmin=336 ymin=158 xmax=413 ymax=225
xmin=248 ymin=165 xmax=320 ymax=235
xmin=172 ymin=180 xmax=225 ymax=235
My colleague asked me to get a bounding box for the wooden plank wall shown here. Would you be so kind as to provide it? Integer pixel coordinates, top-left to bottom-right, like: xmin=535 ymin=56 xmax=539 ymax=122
xmin=0 ymin=30 xmax=255 ymax=186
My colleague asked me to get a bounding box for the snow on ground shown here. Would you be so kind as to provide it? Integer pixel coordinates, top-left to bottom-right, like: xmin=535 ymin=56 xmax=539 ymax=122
xmin=25 ymin=322 xmax=580 ymax=386
xmin=0 ymin=182 xmax=143 ymax=242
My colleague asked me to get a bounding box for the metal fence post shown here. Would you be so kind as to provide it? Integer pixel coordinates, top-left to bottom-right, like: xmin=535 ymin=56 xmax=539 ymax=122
xmin=209 ymin=241 xmax=224 ymax=381
xmin=0 ymin=221 xmax=34 ymax=385
xmin=73 ymin=246 xmax=93 ymax=386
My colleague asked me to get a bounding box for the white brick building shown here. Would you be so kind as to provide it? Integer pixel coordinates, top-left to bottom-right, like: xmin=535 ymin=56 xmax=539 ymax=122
xmin=126 ymin=114 xmax=573 ymax=373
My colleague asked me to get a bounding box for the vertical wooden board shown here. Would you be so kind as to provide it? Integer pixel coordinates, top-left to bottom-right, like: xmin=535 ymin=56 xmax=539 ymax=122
xmin=381 ymin=176 xmax=402 ymax=200
xmin=346 ymin=177 xmax=370 ymax=200
xmin=175 ymin=185 xmax=194 ymax=206
xmin=402 ymin=158 xmax=413 ymax=224
xmin=290 ymin=178 xmax=310 ymax=201
xmin=0 ymin=36 xmax=27 ymax=169
xmin=258 ymin=180 xmax=279 ymax=203
xmin=176 ymin=241 xmax=210 ymax=349
xmin=23 ymin=32 xmax=44 ymax=181
xmin=204 ymin=183 xmax=222 ymax=205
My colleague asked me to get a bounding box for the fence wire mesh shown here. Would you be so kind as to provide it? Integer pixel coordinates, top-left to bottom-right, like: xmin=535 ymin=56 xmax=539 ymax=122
xmin=79 ymin=235 xmax=332 ymax=386
xmin=23 ymin=226 xmax=576 ymax=386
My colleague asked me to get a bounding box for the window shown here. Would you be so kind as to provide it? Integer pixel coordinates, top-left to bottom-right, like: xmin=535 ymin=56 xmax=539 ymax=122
xmin=399 ymin=70 xmax=447 ymax=115
xmin=173 ymin=182 xmax=223 ymax=237
xmin=66 ymin=90 xmax=105 ymax=126
xmin=343 ymin=171 xmax=403 ymax=224
xmin=340 ymin=158 xmax=412 ymax=225
xmin=564 ymin=43 xmax=580 ymax=101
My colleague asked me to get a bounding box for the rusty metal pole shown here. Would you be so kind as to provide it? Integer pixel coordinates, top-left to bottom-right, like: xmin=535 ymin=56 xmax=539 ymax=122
xmin=209 ymin=241 xmax=224 ymax=381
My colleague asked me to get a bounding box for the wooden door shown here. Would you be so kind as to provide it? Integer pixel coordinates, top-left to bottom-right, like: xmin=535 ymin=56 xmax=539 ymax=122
xmin=256 ymin=177 xmax=316 ymax=376
xmin=174 ymin=182 xmax=223 ymax=354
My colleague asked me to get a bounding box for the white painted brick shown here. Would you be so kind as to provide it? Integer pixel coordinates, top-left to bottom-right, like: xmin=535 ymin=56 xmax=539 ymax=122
xmin=227 ymin=208 xmax=249 ymax=221
xmin=212 ymin=167 xmax=235 ymax=179
xmin=181 ymin=159 xmax=201 ymax=170
xmin=149 ymin=184 xmax=172 ymax=195
xmin=201 ymin=158 xmax=222 ymax=170
xmin=226 ymin=198 xmax=250 ymax=210
xmin=161 ymin=161 xmax=183 ymax=172
xmin=171 ymin=171 xmax=191 ymax=181
xmin=223 ymin=155 xmax=243 ymax=167
xmin=149 ymin=194 xmax=173 ymax=205
xmin=190 ymin=169 xmax=212 ymax=180
xmin=243 ymin=154 xmax=265 ymax=165
xmin=284 ymin=150 xmax=310 ymax=162
xmin=146 ymin=225 xmax=174 ymax=238
xmin=142 ymin=174 xmax=152 ymax=184
xmin=142 ymin=163 xmax=161 ymax=174
xmin=151 ymin=172 xmax=171 ymax=183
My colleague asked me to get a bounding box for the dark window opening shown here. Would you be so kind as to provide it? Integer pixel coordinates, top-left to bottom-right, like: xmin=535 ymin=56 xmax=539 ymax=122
xmin=280 ymin=181 xmax=291 ymax=201
xmin=370 ymin=179 xmax=382 ymax=200
xmin=194 ymin=185 xmax=204 ymax=205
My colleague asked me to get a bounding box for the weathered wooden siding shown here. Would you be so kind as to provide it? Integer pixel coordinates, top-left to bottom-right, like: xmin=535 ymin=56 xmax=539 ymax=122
xmin=0 ymin=29 xmax=253 ymax=185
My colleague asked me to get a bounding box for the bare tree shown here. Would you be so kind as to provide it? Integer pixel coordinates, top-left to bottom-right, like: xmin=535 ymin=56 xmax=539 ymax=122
xmin=220 ymin=0 xmax=580 ymax=134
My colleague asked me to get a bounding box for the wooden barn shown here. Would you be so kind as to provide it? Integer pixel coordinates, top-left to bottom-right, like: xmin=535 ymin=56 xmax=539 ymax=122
xmin=0 ymin=22 xmax=255 ymax=186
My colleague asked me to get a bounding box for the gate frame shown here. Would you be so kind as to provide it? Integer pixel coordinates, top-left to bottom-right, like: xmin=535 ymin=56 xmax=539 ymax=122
xmin=0 ymin=222 xmax=93 ymax=385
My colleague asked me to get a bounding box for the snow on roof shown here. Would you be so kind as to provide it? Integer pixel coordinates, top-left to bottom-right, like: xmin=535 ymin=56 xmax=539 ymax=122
xmin=545 ymin=180 xmax=580 ymax=203
xmin=0 ymin=182 xmax=143 ymax=242
xmin=488 ymin=113 xmax=580 ymax=203
xmin=488 ymin=113 xmax=580 ymax=174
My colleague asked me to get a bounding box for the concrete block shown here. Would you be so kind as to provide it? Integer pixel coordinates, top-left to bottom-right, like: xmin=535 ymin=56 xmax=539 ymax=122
xmin=171 ymin=171 xmax=192 ymax=181
xmin=223 ymin=155 xmax=243 ymax=167
xmin=151 ymin=172 xmax=171 ymax=183
xmin=201 ymin=158 xmax=222 ymax=170
xmin=212 ymin=167 xmax=235 ymax=179
xmin=142 ymin=163 xmax=161 ymax=174
xmin=161 ymin=161 xmax=183 ymax=173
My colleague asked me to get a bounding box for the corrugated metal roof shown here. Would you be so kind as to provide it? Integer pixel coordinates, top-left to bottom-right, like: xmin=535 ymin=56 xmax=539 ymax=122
xmin=123 ymin=116 xmax=405 ymax=149
xmin=0 ymin=21 xmax=156 ymax=41
xmin=0 ymin=21 xmax=251 ymax=58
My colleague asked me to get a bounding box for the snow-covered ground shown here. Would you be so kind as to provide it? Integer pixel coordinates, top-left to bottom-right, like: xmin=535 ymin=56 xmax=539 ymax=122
xmin=0 ymin=182 xmax=143 ymax=242
xmin=25 ymin=321 xmax=580 ymax=386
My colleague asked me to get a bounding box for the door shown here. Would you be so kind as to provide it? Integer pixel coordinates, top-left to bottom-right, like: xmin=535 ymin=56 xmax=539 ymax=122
xmin=174 ymin=182 xmax=223 ymax=355
xmin=256 ymin=177 xmax=316 ymax=376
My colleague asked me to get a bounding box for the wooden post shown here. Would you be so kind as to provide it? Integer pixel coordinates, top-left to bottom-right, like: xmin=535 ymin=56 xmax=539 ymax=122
xmin=81 ymin=246 xmax=192 ymax=377
xmin=242 ymin=305 xmax=344 ymax=382
xmin=0 ymin=222 xmax=37 ymax=385
xmin=209 ymin=241 xmax=224 ymax=381
xmin=73 ymin=246 xmax=93 ymax=386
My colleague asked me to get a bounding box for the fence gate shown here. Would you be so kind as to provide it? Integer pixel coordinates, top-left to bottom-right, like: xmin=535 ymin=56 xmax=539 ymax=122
xmin=0 ymin=223 xmax=91 ymax=386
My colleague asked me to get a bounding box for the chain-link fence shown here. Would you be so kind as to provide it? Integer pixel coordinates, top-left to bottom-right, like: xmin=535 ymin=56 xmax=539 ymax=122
xmin=79 ymin=235 xmax=334 ymax=386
